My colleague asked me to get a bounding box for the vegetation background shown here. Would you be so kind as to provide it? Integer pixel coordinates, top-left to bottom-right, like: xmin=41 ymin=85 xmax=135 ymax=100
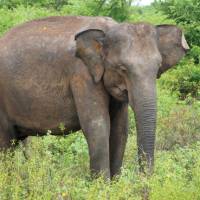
xmin=0 ymin=0 xmax=199 ymax=199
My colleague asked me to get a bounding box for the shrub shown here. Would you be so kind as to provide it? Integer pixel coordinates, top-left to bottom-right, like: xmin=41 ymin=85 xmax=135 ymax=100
xmin=154 ymin=0 xmax=200 ymax=47
xmin=150 ymin=143 xmax=200 ymax=200
xmin=129 ymin=6 xmax=174 ymax=24
xmin=0 ymin=0 xmax=135 ymax=22
xmin=0 ymin=0 xmax=70 ymax=10
xmin=156 ymin=104 xmax=200 ymax=150
xmin=159 ymin=59 xmax=200 ymax=100
xmin=189 ymin=45 xmax=200 ymax=64
xmin=156 ymin=88 xmax=200 ymax=150
xmin=0 ymin=6 xmax=59 ymax=36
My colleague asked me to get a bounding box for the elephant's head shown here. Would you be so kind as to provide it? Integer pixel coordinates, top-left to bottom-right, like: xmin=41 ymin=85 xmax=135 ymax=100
xmin=75 ymin=23 xmax=189 ymax=173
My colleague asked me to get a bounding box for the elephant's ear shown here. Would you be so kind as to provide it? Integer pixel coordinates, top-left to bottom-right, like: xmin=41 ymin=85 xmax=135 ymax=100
xmin=75 ymin=29 xmax=106 ymax=83
xmin=156 ymin=25 xmax=189 ymax=78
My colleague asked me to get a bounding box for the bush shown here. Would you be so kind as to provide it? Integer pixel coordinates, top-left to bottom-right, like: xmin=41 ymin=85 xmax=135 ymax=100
xmin=0 ymin=6 xmax=59 ymax=36
xmin=129 ymin=6 xmax=175 ymax=24
xmin=189 ymin=45 xmax=200 ymax=64
xmin=154 ymin=0 xmax=200 ymax=47
xmin=156 ymin=105 xmax=200 ymax=150
xmin=0 ymin=0 xmax=70 ymax=10
xmin=151 ymin=143 xmax=200 ymax=200
xmin=159 ymin=60 xmax=200 ymax=100
xmin=0 ymin=0 xmax=134 ymax=22
xmin=156 ymin=88 xmax=200 ymax=150
xmin=153 ymin=0 xmax=200 ymax=100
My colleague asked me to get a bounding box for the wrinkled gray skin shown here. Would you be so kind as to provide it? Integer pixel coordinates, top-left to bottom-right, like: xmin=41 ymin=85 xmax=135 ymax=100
xmin=0 ymin=16 xmax=189 ymax=178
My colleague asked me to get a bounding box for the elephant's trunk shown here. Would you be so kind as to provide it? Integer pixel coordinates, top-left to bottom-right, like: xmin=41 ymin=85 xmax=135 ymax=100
xmin=129 ymin=77 xmax=157 ymax=174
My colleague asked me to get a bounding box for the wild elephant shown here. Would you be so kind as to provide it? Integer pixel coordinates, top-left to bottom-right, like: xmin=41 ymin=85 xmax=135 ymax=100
xmin=0 ymin=16 xmax=189 ymax=178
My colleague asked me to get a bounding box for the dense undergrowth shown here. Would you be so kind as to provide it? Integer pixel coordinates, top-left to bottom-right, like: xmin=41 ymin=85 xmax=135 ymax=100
xmin=0 ymin=1 xmax=199 ymax=200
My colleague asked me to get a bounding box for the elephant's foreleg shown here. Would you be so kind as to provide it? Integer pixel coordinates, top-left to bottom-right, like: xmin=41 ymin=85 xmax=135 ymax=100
xmin=109 ymin=98 xmax=128 ymax=178
xmin=70 ymin=74 xmax=110 ymax=179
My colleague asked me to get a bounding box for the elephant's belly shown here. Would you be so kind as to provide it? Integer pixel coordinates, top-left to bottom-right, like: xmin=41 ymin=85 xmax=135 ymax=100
xmin=5 ymin=87 xmax=81 ymax=135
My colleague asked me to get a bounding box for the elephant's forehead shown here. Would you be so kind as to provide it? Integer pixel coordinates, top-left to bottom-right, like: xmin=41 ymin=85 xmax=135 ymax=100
xmin=106 ymin=23 xmax=162 ymax=68
xmin=127 ymin=23 xmax=157 ymax=36
xmin=108 ymin=23 xmax=157 ymax=41
xmin=111 ymin=34 xmax=159 ymax=59
xmin=107 ymin=23 xmax=158 ymax=53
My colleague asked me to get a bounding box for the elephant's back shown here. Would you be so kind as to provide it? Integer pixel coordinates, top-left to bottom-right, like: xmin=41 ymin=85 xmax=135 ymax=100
xmin=0 ymin=16 xmax=117 ymax=92
xmin=1 ymin=16 xmax=90 ymax=45
xmin=0 ymin=16 xmax=116 ymax=75
xmin=0 ymin=16 xmax=116 ymax=44
xmin=0 ymin=15 xmax=116 ymax=88
xmin=0 ymin=16 xmax=90 ymax=55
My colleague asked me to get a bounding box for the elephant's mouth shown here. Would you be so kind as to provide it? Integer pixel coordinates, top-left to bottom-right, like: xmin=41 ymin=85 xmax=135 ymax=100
xmin=109 ymin=87 xmax=128 ymax=102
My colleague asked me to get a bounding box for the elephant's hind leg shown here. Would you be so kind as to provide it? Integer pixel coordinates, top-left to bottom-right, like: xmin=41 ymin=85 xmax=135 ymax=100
xmin=109 ymin=98 xmax=128 ymax=178
xmin=0 ymin=111 xmax=16 ymax=149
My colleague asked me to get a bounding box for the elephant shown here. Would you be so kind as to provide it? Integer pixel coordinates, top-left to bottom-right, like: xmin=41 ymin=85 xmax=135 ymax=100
xmin=0 ymin=16 xmax=189 ymax=178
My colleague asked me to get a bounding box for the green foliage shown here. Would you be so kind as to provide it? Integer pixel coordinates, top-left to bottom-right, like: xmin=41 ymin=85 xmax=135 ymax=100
xmin=157 ymin=104 xmax=200 ymax=150
xmin=189 ymin=45 xmax=200 ymax=64
xmin=0 ymin=6 xmax=59 ymax=36
xmin=61 ymin=0 xmax=134 ymax=22
xmin=0 ymin=0 xmax=70 ymax=10
xmin=0 ymin=0 xmax=134 ymax=22
xmin=159 ymin=60 xmax=200 ymax=100
xmin=59 ymin=0 xmax=103 ymax=16
xmin=154 ymin=0 xmax=200 ymax=46
xmin=156 ymin=88 xmax=200 ymax=150
xmin=103 ymin=0 xmax=133 ymax=22
xmin=154 ymin=0 xmax=200 ymax=25
xmin=129 ymin=5 xmax=174 ymax=24
xmin=151 ymin=0 xmax=200 ymax=100
xmin=150 ymin=144 xmax=200 ymax=200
